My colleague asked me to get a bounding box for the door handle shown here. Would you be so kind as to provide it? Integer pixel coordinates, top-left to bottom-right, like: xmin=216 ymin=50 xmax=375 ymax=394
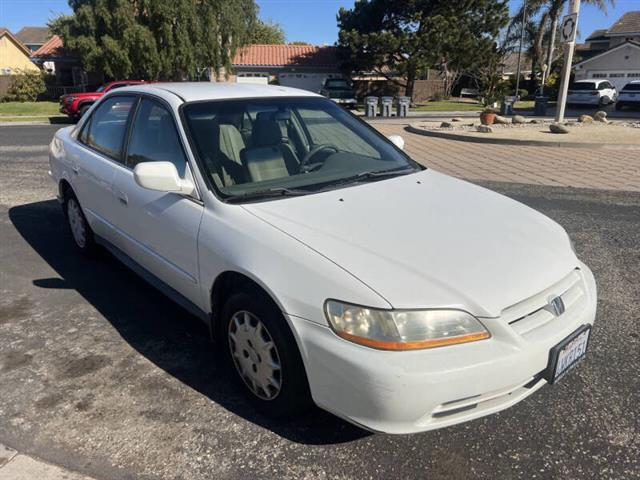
xmin=116 ymin=191 xmax=128 ymax=205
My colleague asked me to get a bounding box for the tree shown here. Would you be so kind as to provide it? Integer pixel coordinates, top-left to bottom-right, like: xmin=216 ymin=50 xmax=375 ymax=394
xmin=50 ymin=0 xmax=258 ymax=81
xmin=508 ymin=0 xmax=613 ymax=91
xmin=337 ymin=0 xmax=510 ymax=98
xmin=249 ymin=19 xmax=286 ymax=44
xmin=288 ymin=41 xmax=310 ymax=46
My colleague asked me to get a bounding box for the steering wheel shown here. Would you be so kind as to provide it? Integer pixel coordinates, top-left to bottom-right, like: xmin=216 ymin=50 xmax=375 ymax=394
xmin=300 ymin=144 xmax=338 ymax=172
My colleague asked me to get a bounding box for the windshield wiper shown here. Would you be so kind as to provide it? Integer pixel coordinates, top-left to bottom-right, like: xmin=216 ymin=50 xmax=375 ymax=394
xmin=319 ymin=167 xmax=417 ymax=189
xmin=225 ymin=187 xmax=311 ymax=204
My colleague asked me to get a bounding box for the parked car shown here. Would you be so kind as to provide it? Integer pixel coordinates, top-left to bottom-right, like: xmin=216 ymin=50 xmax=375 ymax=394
xmin=566 ymin=79 xmax=617 ymax=107
xmin=615 ymin=80 xmax=640 ymax=110
xmin=320 ymin=78 xmax=357 ymax=108
xmin=49 ymin=83 xmax=597 ymax=434
xmin=59 ymin=80 xmax=146 ymax=120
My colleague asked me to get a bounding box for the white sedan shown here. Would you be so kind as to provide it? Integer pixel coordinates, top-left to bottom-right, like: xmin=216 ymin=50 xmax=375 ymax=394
xmin=567 ymin=79 xmax=617 ymax=106
xmin=49 ymin=83 xmax=597 ymax=434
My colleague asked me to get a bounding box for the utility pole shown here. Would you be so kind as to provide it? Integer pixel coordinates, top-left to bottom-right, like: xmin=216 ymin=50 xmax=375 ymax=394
xmin=555 ymin=0 xmax=581 ymax=123
xmin=514 ymin=0 xmax=528 ymax=99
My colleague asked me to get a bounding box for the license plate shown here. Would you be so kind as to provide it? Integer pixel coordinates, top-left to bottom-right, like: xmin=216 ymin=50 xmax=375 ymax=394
xmin=546 ymin=325 xmax=591 ymax=384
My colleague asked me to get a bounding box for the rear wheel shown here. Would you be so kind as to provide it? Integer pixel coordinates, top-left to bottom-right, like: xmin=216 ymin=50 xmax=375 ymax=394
xmin=221 ymin=289 xmax=312 ymax=417
xmin=64 ymin=192 xmax=97 ymax=255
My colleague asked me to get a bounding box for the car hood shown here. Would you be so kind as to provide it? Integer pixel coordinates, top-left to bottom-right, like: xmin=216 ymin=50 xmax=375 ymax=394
xmin=243 ymin=170 xmax=578 ymax=317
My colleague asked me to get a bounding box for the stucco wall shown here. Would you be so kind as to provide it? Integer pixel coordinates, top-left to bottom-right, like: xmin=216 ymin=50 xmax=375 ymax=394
xmin=0 ymin=36 xmax=39 ymax=74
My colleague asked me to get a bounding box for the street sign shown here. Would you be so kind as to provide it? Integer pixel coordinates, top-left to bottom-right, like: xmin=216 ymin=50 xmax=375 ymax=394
xmin=561 ymin=13 xmax=578 ymax=44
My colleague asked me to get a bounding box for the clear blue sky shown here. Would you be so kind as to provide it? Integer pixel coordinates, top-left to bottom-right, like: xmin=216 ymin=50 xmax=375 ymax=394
xmin=0 ymin=0 xmax=638 ymax=45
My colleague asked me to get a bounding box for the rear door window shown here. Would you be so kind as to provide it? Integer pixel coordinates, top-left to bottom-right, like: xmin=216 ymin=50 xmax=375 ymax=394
xmin=82 ymin=96 xmax=136 ymax=162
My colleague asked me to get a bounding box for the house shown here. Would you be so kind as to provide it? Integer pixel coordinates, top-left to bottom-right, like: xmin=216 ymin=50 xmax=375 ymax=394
xmin=231 ymin=44 xmax=343 ymax=92
xmin=15 ymin=26 xmax=51 ymax=53
xmin=0 ymin=27 xmax=39 ymax=75
xmin=573 ymin=12 xmax=640 ymax=90
xmin=501 ymin=52 xmax=533 ymax=80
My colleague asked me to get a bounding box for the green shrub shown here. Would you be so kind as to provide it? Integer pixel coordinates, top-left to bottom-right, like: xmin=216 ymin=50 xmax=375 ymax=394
xmin=3 ymin=70 xmax=46 ymax=102
xmin=517 ymin=88 xmax=528 ymax=99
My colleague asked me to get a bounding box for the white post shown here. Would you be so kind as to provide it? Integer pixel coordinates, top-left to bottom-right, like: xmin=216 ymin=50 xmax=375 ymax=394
xmin=555 ymin=0 xmax=581 ymax=123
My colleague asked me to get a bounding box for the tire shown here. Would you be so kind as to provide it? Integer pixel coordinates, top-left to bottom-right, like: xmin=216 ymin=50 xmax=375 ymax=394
xmin=78 ymin=104 xmax=91 ymax=118
xmin=220 ymin=288 xmax=312 ymax=417
xmin=64 ymin=191 xmax=97 ymax=255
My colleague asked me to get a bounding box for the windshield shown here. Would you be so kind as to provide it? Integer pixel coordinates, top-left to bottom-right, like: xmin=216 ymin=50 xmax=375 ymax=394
xmin=325 ymin=80 xmax=350 ymax=89
xmin=182 ymin=97 xmax=420 ymax=201
xmin=570 ymin=82 xmax=596 ymax=91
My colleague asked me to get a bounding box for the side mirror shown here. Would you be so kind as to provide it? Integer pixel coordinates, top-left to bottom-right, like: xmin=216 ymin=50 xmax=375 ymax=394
xmin=134 ymin=161 xmax=196 ymax=196
xmin=387 ymin=134 xmax=405 ymax=150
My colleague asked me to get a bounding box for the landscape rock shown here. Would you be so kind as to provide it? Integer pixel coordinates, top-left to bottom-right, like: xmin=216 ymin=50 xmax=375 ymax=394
xmin=512 ymin=115 xmax=527 ymax=124
xmin=594 ymin=111 xmax=608 ymax=122
xmin=493 ymin=115 xmax=510 ymax=124
xmin=530 ymin=119 xmax=540 ymax=123
xmin=578 ymin=114 xmax=594 ymax=123
xmin=549 ymin=123 xmax=569 ymax=134
xmin=440 ymin=121 xmax=454 ymax=128
xmin=451 ymin=117 xmax=465 ymax=122
xmin=477 ymin=125 xmax=493 ymax=133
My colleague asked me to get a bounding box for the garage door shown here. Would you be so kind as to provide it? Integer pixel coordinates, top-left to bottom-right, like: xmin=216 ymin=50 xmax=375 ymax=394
xmin=588 ymin=71 xmax=640 ymax=90
xmin=278 ymin=73 xmax=332 ymax=93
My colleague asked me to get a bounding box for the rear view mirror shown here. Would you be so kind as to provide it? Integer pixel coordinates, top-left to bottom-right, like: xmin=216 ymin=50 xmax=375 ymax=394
xmin=134 ymin=161 xmax=196 ymax=196
xmin=387 ymin=134 xmax=405 ymax=150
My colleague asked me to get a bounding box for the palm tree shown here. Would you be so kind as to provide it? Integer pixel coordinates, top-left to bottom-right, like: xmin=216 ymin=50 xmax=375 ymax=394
xmin=510 ymin=0 xmax=614 ymax=91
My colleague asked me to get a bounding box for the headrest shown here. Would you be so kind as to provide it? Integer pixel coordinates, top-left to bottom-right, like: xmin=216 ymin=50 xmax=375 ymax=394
xmin=252 ymin=118 xmax=282 ymax=147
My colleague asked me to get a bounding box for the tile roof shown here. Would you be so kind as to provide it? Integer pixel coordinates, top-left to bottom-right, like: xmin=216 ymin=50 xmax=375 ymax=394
xmin=15 ymin=26 xmax=50 ymax=45
xmin=607 ymin=11 xmax=640 ymax=35
xmin=32 ymin=35 xmax=65 ymax=58
xmin=501 ymin=52 xmax=532 ymax=73
xmin=233 ymin=44 xmax=338 ymax=68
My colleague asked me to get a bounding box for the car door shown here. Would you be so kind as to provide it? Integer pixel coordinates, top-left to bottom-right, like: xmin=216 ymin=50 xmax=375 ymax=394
xmin=70 ymin=95 xmax=137 ymax=242
xmin=111 ymin=97 xmax=204 ymax=306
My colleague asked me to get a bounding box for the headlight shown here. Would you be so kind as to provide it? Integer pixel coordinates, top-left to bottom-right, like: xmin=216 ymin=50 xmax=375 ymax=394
xmin=324 ymin=300 xmax=490 ymax=351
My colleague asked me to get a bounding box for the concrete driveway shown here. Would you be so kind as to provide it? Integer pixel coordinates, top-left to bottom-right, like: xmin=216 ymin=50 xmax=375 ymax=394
xmin=1 ymin=125 xmax=639 ymax=480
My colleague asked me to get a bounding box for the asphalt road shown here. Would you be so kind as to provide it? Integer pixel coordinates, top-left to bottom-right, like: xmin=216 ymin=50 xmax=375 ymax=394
xmin=1 ymin=125 xmax=639 ymax=480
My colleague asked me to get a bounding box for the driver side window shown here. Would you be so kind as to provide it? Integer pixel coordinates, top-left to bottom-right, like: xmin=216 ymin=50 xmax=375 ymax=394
xmin=126 ymin=99 xmax=187 ymax=177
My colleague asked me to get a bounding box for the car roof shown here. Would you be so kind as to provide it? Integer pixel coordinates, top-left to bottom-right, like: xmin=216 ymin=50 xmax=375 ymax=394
xmin=114 ymin=82 xmax=321 ymax=102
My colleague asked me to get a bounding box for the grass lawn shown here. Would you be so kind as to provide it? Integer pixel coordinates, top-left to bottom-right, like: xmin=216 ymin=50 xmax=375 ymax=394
xmin=0 ymin=101 xmax=61 ymax=117
xmin=412 ymin=100 xmax=482 ymax=112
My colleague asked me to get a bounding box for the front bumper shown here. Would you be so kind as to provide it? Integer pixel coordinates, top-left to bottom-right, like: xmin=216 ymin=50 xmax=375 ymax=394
xmin=291 ymin=264 xmax=597 ymax=434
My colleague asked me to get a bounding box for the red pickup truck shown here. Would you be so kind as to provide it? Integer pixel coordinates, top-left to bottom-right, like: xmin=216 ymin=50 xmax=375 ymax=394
xmin=59 ymin=80 xmax=146 ymax=120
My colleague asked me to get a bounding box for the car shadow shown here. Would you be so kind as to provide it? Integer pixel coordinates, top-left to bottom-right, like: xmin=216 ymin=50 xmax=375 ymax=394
xmin=8 ymin=199 xmax=370 ymax=445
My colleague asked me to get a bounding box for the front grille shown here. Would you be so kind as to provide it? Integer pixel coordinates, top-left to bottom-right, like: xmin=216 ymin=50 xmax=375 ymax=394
xmin=501 ymin=269 xmax=586 ymax=340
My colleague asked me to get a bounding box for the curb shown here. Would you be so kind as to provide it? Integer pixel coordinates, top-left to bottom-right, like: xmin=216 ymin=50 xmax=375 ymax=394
xmin=406 ymin=123 xmax=640 ymax=150
xmin=0 ymin=443 xmax=98 ymax=480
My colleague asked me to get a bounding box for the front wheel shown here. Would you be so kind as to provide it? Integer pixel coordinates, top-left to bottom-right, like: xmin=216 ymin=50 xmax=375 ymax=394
xmin=221 ymin=289 xmax=312 ymax=417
